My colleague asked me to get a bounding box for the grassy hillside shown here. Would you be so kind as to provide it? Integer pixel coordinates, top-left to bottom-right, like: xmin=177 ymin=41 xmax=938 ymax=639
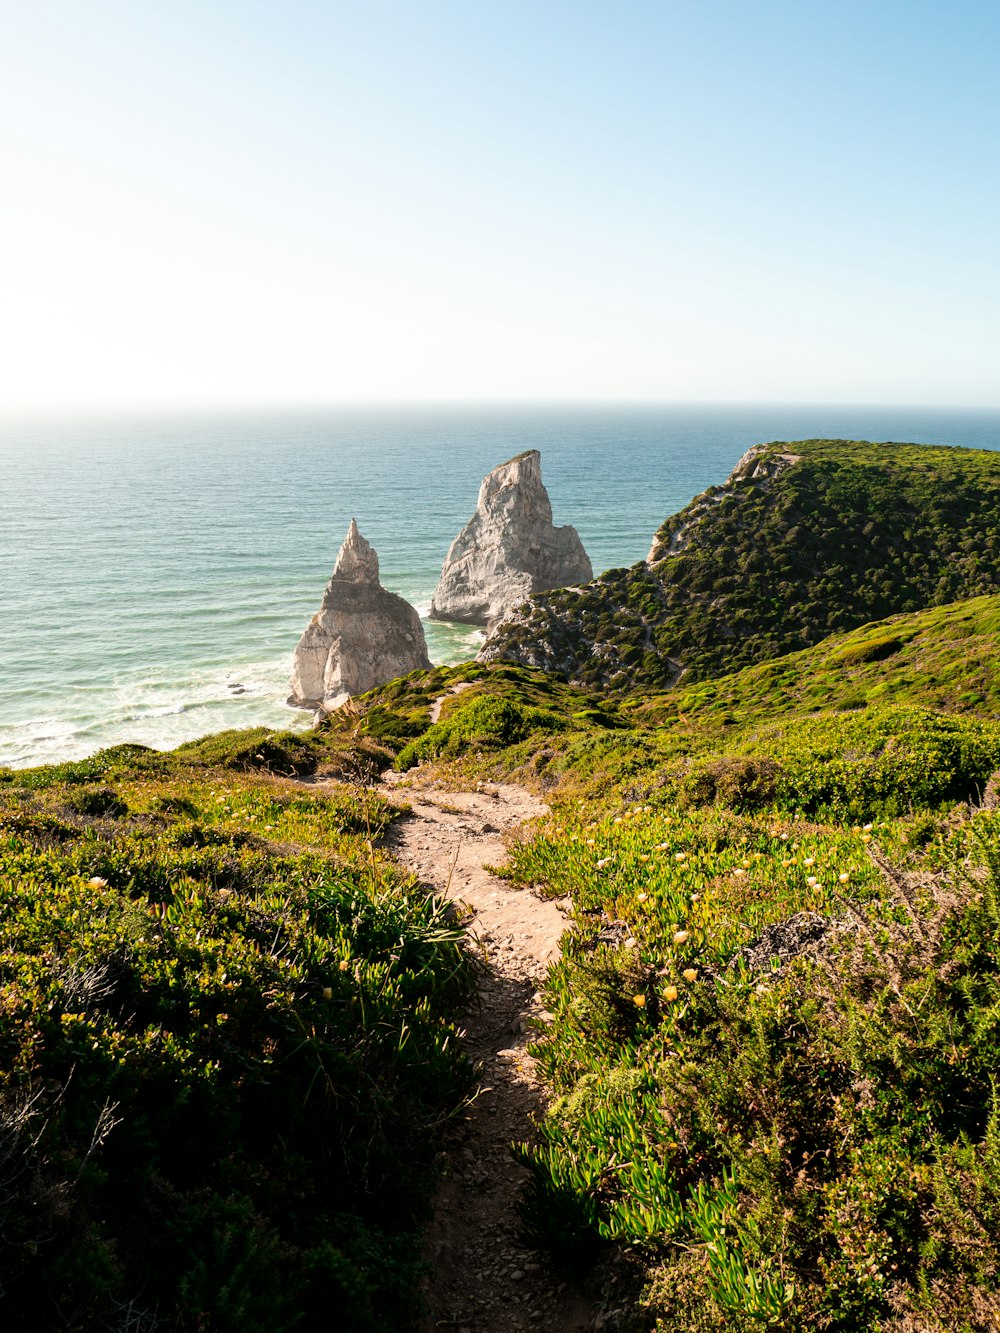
xmin=394 ymin=601 xmax=1000 ymax=821
xmin=504 ymin=800 xmax=1000 ymax=1332
xmin=627 ymin=594 xmax=1000 ymax=729
xmin=333 ymin=613 xmax=1000 ymax=1331
xmin=481 ymin=439 xmax=1000 ymax=692
xmin=6 ymin=583 xmax=1000 ymax=1329
xmin=0 ymin=734 xmax=473 ymax=1331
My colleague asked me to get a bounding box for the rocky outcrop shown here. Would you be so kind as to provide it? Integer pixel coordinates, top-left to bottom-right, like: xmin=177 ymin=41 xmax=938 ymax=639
xmin=288 ymin=520 xmax=431 ymax=711
xmin=430 ymin=450 xmax=592 ymax=628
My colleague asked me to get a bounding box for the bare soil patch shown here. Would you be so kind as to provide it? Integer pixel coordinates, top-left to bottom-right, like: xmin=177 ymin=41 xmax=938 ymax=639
xmin=379 ymin=771 xmax=600 ymax=1332
xmin=428 ymin=679 xmax=476 ymax=724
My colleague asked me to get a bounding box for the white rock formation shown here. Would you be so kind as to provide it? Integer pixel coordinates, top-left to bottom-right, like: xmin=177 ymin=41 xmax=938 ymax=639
xmin=430 ymin=450 xmax=592 ymax=627
xmin=288 ymin=520 xmax=431 ymax=710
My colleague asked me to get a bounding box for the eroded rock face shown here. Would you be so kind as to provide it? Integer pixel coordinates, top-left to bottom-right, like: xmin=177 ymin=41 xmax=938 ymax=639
xmin=288 ymin=520 xmax=431 ymax=710
xmin=430 ymin=450 xmax=592 ymax=628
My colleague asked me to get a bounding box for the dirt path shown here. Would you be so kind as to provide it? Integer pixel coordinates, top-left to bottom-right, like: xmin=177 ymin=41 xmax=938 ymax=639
xmin=379 ymin=772 xmax=598 ymax=1333
xmin=428 ymin=679 xmax=475 ymax=723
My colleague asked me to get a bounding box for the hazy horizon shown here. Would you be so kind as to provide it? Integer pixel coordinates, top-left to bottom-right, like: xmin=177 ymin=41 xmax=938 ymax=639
xmin=4 ymin=397 xmax=1000 ymax=420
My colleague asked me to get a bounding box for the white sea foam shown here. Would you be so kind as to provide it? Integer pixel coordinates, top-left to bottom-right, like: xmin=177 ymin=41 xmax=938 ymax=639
xmin=0 ymin=656 xmax=302 ymax=768
xmin=0 ymin=717 xmax=89 ymax=768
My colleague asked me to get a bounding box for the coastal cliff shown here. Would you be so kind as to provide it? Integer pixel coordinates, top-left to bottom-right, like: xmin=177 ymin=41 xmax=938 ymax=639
xmin=289 ymin=519 xmax=431 ymax=710
xmin=479 ymin=438 xmax=1000 ymax=691
xmin=430 ymin=449 xmax=592 ymax=627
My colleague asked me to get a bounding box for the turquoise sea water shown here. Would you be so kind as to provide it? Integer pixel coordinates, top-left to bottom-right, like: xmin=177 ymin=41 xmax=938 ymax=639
xmin=2 ymin=404 xmax=999 ymax=768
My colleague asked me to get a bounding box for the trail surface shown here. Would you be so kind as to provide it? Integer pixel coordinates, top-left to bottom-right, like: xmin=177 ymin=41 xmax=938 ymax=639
xmin=379 ymin=772 xmax=598 ymax=1333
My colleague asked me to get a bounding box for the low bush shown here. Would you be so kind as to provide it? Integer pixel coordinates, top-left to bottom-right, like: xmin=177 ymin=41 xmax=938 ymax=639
xmin=761 ymin=707 xmax=1000 ymax=818
xmin=395 ymin=695 xmax=568 ymax=770
xmin=173 ymin=726 xmax=324 ymax=775
xmin=835 ymin=635 xmax=904 ymax=666
xmin=678 ymin=757 xmax=782 ymax=811
xmin=0 ymin=765 xmax=474 ymax=1330
xmin=507 ymin=787 xmax=1000 ymax=1330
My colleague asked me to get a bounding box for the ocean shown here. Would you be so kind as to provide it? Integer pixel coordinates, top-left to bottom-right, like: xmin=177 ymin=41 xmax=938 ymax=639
xmin=2 ymin=403 xmax=999 ymax=769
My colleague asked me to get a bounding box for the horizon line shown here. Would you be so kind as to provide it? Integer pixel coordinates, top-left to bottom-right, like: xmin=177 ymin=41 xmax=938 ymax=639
xmin=2 ymin=396 xmax=1000 ymax=419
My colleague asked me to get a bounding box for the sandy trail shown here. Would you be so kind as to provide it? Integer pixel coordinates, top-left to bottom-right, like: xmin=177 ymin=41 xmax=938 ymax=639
xmin=428 ymin=679 xmax=475 ymax=724
xmin=378 ymin=772 xmax=597 ymax=1333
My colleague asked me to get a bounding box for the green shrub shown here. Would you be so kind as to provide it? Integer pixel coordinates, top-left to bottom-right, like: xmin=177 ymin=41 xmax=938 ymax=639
xmin=173 ymin=726 xmax=321 ymax=774
xmin=0 ymin=765 xmax=474 ymax=1330
xmin=358 ymin=705 xmax=427 ymax=745
xmin=395 ymin=695 xmax=567 ymax=770
xmin=13 ymin=743 xmax=163 ymax=789
xmin=834 ymin=635 xmax=904 ymax=666
xmin=762 ymin=707 xmax=1000 ymax=818
xmin=63 ymin=784 xmax=130 ymax=818
xmin=678 ymin=758 xmax=782 ymax=811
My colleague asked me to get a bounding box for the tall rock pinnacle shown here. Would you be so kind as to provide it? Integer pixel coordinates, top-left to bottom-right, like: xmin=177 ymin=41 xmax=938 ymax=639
xmin=333 ymin=517 xmax=380 ymax=583
xmin=430 ymin=450 xmax=592 ymax=628
xmin=288 ymin=520 xmax=431 ymax=711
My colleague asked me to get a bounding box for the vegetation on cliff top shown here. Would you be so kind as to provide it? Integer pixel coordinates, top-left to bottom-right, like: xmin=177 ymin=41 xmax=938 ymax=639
xmin=482 ymin=439 xmax=1000 ymax=692
xmin=627 ymin=594 xmax=1000 ymax=730
xmin=0 ymin=739 xmax=473 ymax=1331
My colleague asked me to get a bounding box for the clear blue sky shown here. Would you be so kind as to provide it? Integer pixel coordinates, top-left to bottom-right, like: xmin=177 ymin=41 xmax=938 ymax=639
xmin=1 ymin=0 xmax=998 ymax=406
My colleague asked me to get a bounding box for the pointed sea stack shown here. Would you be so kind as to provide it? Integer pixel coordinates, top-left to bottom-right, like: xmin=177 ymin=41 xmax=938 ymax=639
xmin=430 ymin=450 xmax=592 ymax=628
xmin=288 ymin=520 xmax=431 ymax=711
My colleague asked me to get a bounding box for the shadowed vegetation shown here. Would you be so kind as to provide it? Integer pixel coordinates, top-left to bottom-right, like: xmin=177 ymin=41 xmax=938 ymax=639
xmin=0 ymin=743 xmax=474 ymax=1331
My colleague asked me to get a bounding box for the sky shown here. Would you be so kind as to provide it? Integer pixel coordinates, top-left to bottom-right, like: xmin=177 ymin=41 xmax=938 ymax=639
xmin=1 ymin=0 xmax=998 ymax=409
